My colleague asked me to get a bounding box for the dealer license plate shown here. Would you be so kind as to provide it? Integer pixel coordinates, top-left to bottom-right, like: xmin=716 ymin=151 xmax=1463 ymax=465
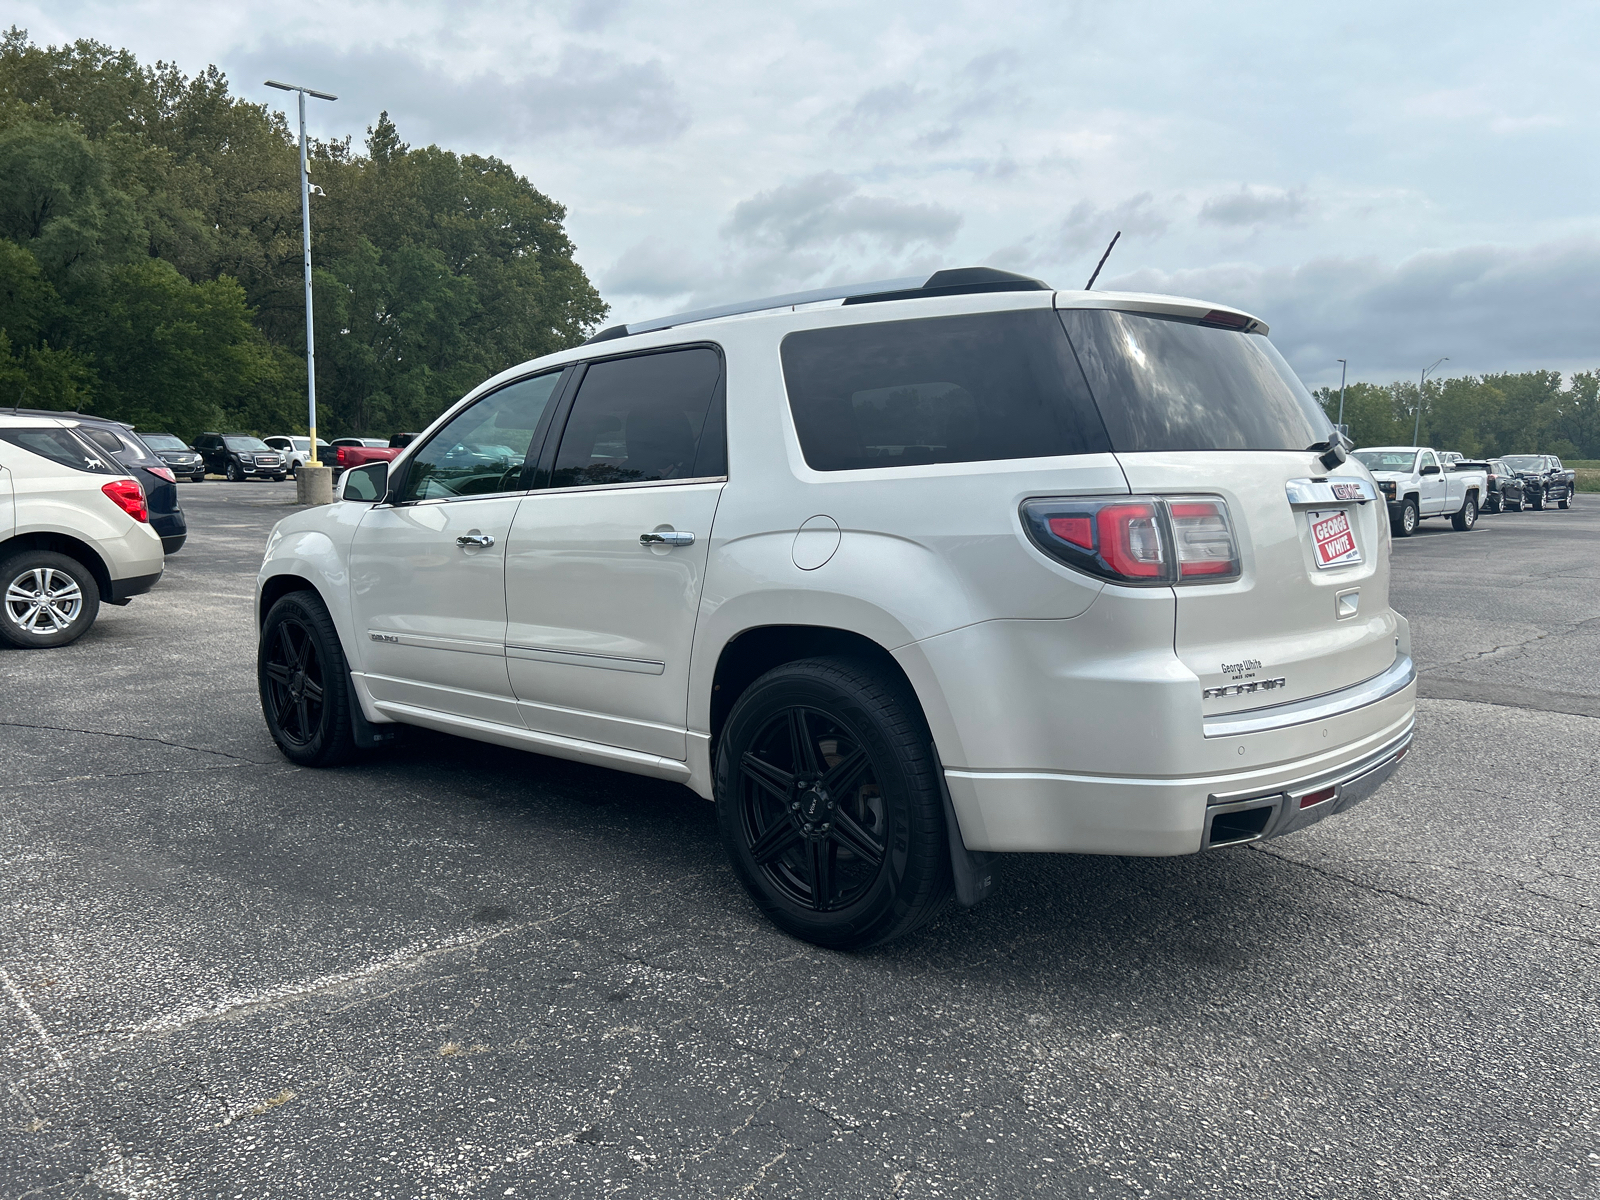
xmin=1308 ymin=509 xmax=1361 ymax=569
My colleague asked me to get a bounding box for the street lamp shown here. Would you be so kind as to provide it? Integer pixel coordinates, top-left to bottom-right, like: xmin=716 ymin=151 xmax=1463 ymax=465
xmin=265 ymin=79 xmax=337 ymax=466
xmin=1336 ymin=358 xmax=1348 ymax=435
xmin=1413 ymin=357 xmax=1448 ymax=445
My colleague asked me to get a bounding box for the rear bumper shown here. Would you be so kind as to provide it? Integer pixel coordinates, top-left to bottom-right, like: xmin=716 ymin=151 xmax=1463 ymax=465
xmin=107 ymin=570 xmax=162 ymax=602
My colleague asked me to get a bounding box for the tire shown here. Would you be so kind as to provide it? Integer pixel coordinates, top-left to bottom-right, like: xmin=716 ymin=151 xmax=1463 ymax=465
xmin=272 ymin=474 xmax=287 ymax=483
xmin=1451 ymin=493 xmax=1478 ymax=531
xmin=1530 ymin=493 xmax=1544 ymax=511
xmin=1485 ymin=495 xmax=1501 ymax=514
xmin=1508 ymin=497 xmax=1522 ymax=511
xmin=1392 ymin=498 xmax=1419 ymax=537
xmin=227 ymin=462 xmax=245 ymax=482
xmin=191 ymin=472 xmax=205 ymax=483
xmin=714 ymin=657 xmax=951 ymax=950
xmin=0 ymin=551 xmax=101 ymax=649
xmin=1558 ymin=495 xmax=1569 ymax=509
xmin=258 ymin=590 xmax=358 ymax=766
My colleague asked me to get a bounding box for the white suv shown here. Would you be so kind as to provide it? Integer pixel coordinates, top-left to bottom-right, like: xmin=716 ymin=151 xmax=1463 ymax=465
xmin=255 ymin=268 xmax=1415 ymax=948
xmin=1 ymin=415 xmax=166 ymax=648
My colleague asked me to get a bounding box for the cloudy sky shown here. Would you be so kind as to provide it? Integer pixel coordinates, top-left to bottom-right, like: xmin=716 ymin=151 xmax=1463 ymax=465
xmin=17 ymin=1 xmax=1600 ymax=385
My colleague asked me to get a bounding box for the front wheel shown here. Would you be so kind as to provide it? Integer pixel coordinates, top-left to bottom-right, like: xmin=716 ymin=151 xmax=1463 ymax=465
xmin=0 ymin=551 xmax=101 ymax=649
xmin=258 ymin=590 xmax=357 ymax=766
xmin=227 ymin=462 xmax=245 ymax=482
xmin=1451 ymin=494 xmax=1478 ymax=531
xmin=1558 ymin=494 xmax=1570 ymax=509
xmin=191 ymin=472 xmax=205 ymax=483
xmin=271 ymin=474 xmax=287 ymax=483
xmin=1530 ymin=493 xmax=1544 ymax=511
xmin=715 ymin=657 xmax=951 ymax=950
xmin=1392 ymin=498 xmax=1419 ymax=537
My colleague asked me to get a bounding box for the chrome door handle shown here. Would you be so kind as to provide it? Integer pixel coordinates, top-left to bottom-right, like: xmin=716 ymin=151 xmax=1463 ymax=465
xmin=456 ymin=533 xmax=495 ymax=547
xmin=640 ymin=531 xmax=694 ymax=547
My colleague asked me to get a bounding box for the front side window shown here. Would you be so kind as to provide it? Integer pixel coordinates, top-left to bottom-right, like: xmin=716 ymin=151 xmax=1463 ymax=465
xmin=1059 ymin=309 xmax=1332 ymax=453
xmin=1420 ymin=451 xmax=1438 ymax=472
xmin=0 ymin=427 xmax=118 ymax=473
xmin=400 ymin=371 xmax=564 ymax=502
xmin=781 ymin=310 xmax=1110 ymax=471
xmin=549 ymin=348 xmax=722 ymax=488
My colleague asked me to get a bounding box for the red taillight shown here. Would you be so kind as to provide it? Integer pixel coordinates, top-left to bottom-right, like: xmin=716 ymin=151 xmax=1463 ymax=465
xmin=336 ymin=446 xmax=348 ymax=465
xmin=1168 ymin=500 xmax=1241 ymax=578
xmin=102 ymin=478 xmax=149 ymax=523
xmin=1201 ymin=309 xmax=1252 ymax=330
xmin=1095 ymin=503 xmax=1165 ymax=578
xmin=1022 ymin=495 xmax=1241 ymax=586
xmin=148 ymin=465 xmax=176 ymax=483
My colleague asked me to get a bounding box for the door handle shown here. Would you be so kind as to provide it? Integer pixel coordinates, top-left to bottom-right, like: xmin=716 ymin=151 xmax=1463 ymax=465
xmin=456 ymin=533 xmax=495 ymax=547
xmin=640 ymin=531 xmax=694 ymax=547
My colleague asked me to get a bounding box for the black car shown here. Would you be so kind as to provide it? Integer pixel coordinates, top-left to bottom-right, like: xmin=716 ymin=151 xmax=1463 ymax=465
xmin=1502 ymin=454 xmax=1574 ymax=510
xmin=136 ymin=431 xmax=206 ymax=482
xmin=1456 ymin=459 xmax=1524 ymax=513
xmin=70 ymin=419 xmax=189 ymax=554
xmin=193 ymin=433 xmax=288 ymax=481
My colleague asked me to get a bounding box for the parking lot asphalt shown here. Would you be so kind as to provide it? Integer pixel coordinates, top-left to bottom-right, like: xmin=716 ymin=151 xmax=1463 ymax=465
xmin=2 ymin=483 xmax=1596 ymax=1199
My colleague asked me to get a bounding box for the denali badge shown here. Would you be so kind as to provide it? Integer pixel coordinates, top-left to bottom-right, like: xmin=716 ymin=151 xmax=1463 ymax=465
xmin=369 ymin=632 xmax=400 ymax=643
xmin=1204 ymin=678 xmax=1287 ymax=699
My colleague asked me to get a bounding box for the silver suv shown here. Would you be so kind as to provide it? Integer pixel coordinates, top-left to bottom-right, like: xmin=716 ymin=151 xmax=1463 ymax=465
xmin=255 ymin=267 xmax=1415 ymax=948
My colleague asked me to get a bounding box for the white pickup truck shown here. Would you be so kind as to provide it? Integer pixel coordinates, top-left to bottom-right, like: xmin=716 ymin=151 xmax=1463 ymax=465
xmin=1352 ymin=446 xmax=1487 ymax=536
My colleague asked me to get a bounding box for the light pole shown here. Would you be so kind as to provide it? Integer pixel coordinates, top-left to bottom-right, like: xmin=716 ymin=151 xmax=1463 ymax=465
xmin=265 ymin=79 xmax=337 ymax=466
xmin=1336 ymin=358 xmax=1348 ymax=434
xmin=1414 ymin=357 xmax=1448 ymax=445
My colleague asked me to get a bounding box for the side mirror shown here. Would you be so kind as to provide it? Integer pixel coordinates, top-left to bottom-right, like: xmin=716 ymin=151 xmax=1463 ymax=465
xmin=339 ymin=461 xmax=389 ymax=503
xmin=1420 ymin=464 xmax=1440 ymax=476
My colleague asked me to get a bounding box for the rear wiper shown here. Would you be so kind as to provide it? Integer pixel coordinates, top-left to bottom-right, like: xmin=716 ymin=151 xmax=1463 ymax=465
xmin=1307 ymin=431 xmax=1353 ymax=471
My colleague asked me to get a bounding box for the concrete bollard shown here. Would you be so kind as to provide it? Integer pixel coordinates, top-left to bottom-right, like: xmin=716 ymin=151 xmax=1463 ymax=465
xmin=295 ymin=464 xmax=335 ymax=506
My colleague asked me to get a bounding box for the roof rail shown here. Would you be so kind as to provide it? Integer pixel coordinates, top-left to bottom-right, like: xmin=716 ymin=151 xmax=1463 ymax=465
xmin=585 ymin=267 xmax=1051 ymax=344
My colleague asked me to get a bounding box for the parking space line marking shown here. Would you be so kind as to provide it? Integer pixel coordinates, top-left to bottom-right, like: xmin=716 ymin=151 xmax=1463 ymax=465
xmin=1 ymin=966 xmax=66 ymax=1069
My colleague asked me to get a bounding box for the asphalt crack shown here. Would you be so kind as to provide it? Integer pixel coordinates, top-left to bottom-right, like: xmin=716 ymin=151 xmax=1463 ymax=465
xmin=0 ymin=721 xmax=272 ymax=766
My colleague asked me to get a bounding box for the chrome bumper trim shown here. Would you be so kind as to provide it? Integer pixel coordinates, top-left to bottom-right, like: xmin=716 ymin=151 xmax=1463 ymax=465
xmin=1203 ymin=653 xmax=1416 ymax=739
xmin=1202 ymin=721 xmax=1414 ymax=848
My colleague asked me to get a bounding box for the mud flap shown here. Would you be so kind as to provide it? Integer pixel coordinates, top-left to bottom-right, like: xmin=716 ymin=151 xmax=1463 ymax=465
xmin=932 ymin=744 xmax=997 ymax=908
xmin=348 ymin=674 xmax=403 ymax=750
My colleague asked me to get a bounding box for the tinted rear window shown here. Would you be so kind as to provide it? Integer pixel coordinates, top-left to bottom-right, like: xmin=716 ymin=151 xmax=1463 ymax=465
xmin=1058 ymin=309 xmax=1331 ymax=453
xmin=0 ymin=427 xmax=118 ymax=473
xmin=781 ymin=310 xmax=1111 ymax=471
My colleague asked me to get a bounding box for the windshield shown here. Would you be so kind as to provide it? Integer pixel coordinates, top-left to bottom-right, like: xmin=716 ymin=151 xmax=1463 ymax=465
xmin=1057 ymin=310 xmax=1331 ymax=452
xmin=223 ymin=436 xmax=270 ymax=451
xmin=141 ymin=433 xmax=188 ymax=451
xmin=1502 ymin=456 xmax=1545 ymax=471
xmin=1354 ymin=450 xmax=1419 ymax=471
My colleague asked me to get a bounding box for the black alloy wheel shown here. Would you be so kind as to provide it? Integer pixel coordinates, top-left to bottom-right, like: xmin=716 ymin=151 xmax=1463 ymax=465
xmin=258 ymin=591 xmax=357 ymax=766
xmin=715 ymin=657 xmax=951 ymax=950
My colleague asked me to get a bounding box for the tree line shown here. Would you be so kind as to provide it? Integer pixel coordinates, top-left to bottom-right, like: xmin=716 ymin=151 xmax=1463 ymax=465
xmin=1314 ymin=372 xmax=1600 ymax=460
xmin=0 ymin=29 xmax=605 ymax=441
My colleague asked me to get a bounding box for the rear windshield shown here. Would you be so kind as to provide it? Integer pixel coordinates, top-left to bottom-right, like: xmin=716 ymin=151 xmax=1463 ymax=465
xmin=780 ymin=310 xmax=1111 ymax=471
xmin=0 ymin=427 xmax=119 ymax=473
xmin=1058 ymin=309 xmax=1331 ymax=452
xmin=1354 ymin=451 xmax=1419 ymax=471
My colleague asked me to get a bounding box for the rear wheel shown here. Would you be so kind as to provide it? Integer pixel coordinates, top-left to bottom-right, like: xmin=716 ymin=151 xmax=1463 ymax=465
xmin=1392 ymin=498 xmax=1419 ymax=537
xmin=258 ymin=590 xmax=357 ymax=766
xmin=1451 ymin=493 xmax=1478 ymax=531
xmin=1558 ymin=494 xmax=1569 ymax=509
xmin=0 ymin=551 xmax=101 ymax=649
xmin=1485 ymin=495 xmax=1501 ymax=514
xmin=715 ymin=657 xmax=951 ymax=950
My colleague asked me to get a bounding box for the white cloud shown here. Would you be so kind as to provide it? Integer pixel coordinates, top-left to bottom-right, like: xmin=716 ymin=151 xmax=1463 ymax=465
xmin=1107 ymin=238 xmax=1600 ymax=384
xmin=1199 ymin=185 xmax=1310 ymax=228
xmin=721 ymin=173 xmax=961 ymax=254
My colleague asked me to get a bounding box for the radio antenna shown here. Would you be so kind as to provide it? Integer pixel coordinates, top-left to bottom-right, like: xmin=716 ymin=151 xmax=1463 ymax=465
xmin=1084 ymin=230 xmax=1121 ymax=290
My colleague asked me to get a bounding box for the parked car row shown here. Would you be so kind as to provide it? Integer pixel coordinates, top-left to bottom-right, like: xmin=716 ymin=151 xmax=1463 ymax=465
xmin=1353 ymin=446 xmax=1576 ymax=536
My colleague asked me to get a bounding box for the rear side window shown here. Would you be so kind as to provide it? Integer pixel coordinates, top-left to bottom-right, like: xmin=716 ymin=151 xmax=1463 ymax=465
xmin=781 ymin=310 xmax=1111 ymax=471
xmin=1059 ymin=309 xmax=1331 ymax=453
xmin=550 ymin=348 xmax=723 ymax=488
xmin=0 ymin=427 xmax=118 ymax=473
